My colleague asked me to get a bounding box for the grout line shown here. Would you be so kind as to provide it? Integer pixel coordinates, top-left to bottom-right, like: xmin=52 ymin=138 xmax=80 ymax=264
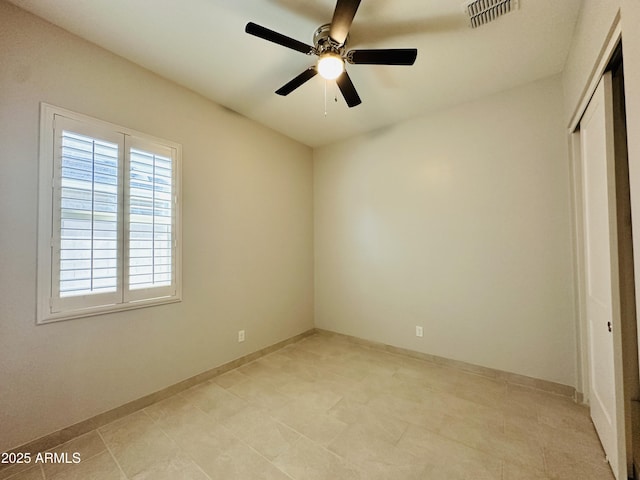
xmin=240 ymin=442 xmax=297 ymax=480
xmin=391 ymin=422 xmax=410 ymax=447
xmin=142 ymin=399 xmax=217 ymax=480
xmin=40 ymin=431 xmax=111 ymax=479
xmin=177 ymin=363 xmax=355 ymax=475
xmin=2 ymin=465 xmax=41 ymax=480
xmin=95 ymin=430 xmax=129 ymax=480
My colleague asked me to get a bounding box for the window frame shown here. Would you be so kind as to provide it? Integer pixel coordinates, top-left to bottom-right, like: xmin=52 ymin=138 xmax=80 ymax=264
xmin=37 ymin=103 xmax=182 ymax=324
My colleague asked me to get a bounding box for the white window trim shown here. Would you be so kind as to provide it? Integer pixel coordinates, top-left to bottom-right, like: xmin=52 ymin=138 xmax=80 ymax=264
xmin=37 ymin=103 xmax=182 ymax=324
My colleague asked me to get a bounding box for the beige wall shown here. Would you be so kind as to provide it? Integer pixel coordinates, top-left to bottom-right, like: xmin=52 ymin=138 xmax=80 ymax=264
xmin=0 ymin=2 xmax=314 ymax=452
xmin=314 ymin=75 xmax=577 ymax=386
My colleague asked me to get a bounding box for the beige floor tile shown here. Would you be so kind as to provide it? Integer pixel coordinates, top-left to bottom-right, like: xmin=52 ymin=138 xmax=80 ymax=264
xmin=98 ymin=411 xmax=179 ymax=478
xmin=358 ymin=372 xmax=429 ymax=405
xmin=255 ymin=368 xmax=301 ymax=390
xmin=128 ymin=452 xmax=208 ymax=480
xmin=488 ymin=432 xmax=545 ymax=472
xmin=350 ymin=462 xmax=428 ymax=480
xmin=365 ymin=392 xmax=445 ymax=433
xmin=144 ymin=393 xmax=197 ymax=424
xmin=276 ymin=378 xmax=325 ymax=398
xmin=339 ymin=381 xmax=380 ymax=405
xmin=195 ymin=442 xmax=290 ymax=480
xmin=345 ymin=353 xmax=400 ymax=377
xmin=181 ymin=380 xmax=250 ymax=422
xmin=393 ymin=363 xmax=460 ymax=393
xmin=295 ymin=337 xmax=354 ymax=359
xmin=222 ymin=406 xmax=300 ymax=460
xmin=436 ymin=413 xmax=545 ymax=471
xmin=272 ymin=436 xmax=361 ymax=480
xmin=396 ymin=424 xmax=502 ymax=478
xmin=435 ymin=412 xmax=503 ymax=446
xmin=237 ymin=360 xmax=301 ymax=390
xmin=451 ymin=374 xmax=508 ymax=408
xmin=47 ymin=451 xmax=124 ymax=480
xmin=273 ymin=402 xmax=349 ymax=446
xmin=502 ymin=462 xmax=550 ymax=480
xmin=237 ymin=359 xmax=279 ymax=378
xmin=503 ymin=408 xmax=542 ymax=437
xmin=329 ymin=423 xmax=423 ymax=469
xmin=422 ymin=460 xmax=501 ymax=480
xmin=227 ymin=378 xmax=293 ymax=411
xmin=42 ymin=431 xmax=106 ymax=478
xmin=327 ymin=397 xmax=409 ymax=444
xmin=278 ymin=360 xmax=339 ymax=383
xmin=326 ymin=396 xmax=371 ymax=424
xmin=505 ymin=384 xmax=572 ymax=418
xmin=0 ymin=464 xmax=37 ymax=480
xmin=4 ymin=466 xmax=43 ymax=480
xmin=543 ymin=448 xmax=614 ymax=480
xmin=258 ymin=351 xmax=295 ymax=369
xmin=146 ymin=395 xmax=239 ymax=468
xmin=536 ymin=399 xmax=594 ymax=435
xmin=319 ymin=359 xmax=372 ymax=382
xmin=431 ymin=390 xmax=504 ymax=427
xmin=213 ymin=369 xmax=250 ymax=389
xmin=277 ymin=346 xmax=324 ymax=365
xmin=278 ymin=388 xmax=343 ymax=412
xmin=537 ymin=422 xmax=605 ymax=468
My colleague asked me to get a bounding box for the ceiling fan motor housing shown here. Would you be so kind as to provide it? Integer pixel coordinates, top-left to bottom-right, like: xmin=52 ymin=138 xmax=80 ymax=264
xmin=313 ymin=23 xmax=347 ymax=57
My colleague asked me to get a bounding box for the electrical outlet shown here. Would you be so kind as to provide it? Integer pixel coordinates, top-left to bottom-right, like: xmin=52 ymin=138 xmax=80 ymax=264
xmin=238 ymin=330 xmax=245 ymax=342
xmin=415 ymin=326 xmax=423 ymax=338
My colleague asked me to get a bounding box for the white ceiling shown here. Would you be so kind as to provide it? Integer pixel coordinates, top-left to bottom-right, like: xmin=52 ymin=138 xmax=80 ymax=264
xmin=9 ymin=0 xmax=583 ymax=147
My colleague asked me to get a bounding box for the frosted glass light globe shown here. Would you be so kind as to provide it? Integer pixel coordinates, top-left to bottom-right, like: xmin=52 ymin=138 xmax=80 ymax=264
xmin=317 ymin=53 xmax=344 ymax=80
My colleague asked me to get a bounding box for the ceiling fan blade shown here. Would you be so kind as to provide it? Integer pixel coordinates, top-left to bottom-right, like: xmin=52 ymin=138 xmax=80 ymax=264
xmin=329 ymin=0 xmax=361 ymax=45
xmin=347 ymin=49 xmax=418 ymax=65
xmin=336 ymin=70 xmax=362 ymax=107
xmin=275 ymin=67 xmax=318 ymax=96
xmin=245 ymin=22 xmax=314 ymax=55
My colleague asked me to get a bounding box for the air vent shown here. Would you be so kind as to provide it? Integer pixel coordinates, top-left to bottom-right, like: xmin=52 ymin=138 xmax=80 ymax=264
xmin=465 ymin=0 xmax=519 ymax=28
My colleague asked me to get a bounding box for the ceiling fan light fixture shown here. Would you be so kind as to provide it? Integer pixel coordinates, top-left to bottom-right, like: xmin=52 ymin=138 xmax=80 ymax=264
xmin=317 ymin=53 xmax=344 ymax=80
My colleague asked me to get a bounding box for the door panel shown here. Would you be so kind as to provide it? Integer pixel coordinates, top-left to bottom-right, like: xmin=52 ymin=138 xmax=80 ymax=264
xmin=580 ymin=71 xmax=626 ymax=479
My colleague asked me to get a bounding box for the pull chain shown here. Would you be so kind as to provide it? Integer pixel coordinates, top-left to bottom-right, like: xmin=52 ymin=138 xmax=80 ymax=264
xmin=324 ymin=80 xmax=328 ymax=116
xmin=324 ymin=81 xmax=339 ymax=115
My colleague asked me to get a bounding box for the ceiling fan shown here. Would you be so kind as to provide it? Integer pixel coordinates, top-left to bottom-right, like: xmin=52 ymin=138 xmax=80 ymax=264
xmin=245 ymin=0 xmax=418 ymax=108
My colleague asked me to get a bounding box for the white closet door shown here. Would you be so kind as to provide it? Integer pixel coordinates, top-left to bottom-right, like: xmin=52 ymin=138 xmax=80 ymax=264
xmin=580 ymin=70 xmax=626 ymax=479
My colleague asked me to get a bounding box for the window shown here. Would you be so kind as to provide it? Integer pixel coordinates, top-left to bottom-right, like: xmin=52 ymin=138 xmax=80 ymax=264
xmin=37 ymin=104 xmax=182 ymax=323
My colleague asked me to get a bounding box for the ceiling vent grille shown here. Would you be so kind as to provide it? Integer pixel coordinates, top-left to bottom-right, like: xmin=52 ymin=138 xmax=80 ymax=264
xmin=465 ymin=0 xmax=519 ymax=28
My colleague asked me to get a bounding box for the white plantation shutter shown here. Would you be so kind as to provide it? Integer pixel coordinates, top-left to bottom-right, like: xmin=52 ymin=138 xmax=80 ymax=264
xmin=38 ymin=104 xmax=181 ymax=323
xmin=125 ymin=138 xmax=177 ymax=301
xmin=51 ymin=116 xmax=123 ymax=313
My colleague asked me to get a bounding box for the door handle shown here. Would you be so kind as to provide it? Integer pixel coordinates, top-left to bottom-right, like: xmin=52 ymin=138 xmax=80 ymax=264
xmin=608 ymin=321 xmax=612 ymax=333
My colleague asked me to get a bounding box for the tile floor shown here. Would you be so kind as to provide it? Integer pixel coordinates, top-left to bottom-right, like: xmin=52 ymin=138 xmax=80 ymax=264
xmin=4 ymin=334 xmax=614 ymax=480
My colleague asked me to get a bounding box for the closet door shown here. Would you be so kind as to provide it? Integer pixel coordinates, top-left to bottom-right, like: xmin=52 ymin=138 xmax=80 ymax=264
xmin=580 ymin=70 xmax=626 ymax=479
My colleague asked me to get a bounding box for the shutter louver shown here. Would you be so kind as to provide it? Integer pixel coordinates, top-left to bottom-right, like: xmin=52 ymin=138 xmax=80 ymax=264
xmin=59 ymin=131 xmax=119 ymax=297
xmin=128 ymin=148 xmax=173 ymax=291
